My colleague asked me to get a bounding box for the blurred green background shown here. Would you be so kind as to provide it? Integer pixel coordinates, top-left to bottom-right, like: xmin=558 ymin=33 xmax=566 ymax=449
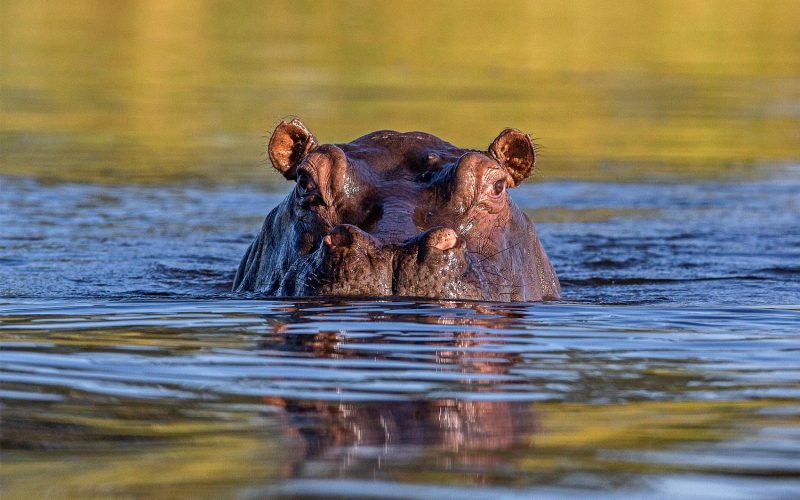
xmin=1 ymin=0 xmax=799 ymax=185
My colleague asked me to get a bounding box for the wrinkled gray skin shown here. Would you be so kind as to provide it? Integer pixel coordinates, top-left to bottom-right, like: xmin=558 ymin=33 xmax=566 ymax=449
xmin=233 ymin=118 xmax=560 ymax=301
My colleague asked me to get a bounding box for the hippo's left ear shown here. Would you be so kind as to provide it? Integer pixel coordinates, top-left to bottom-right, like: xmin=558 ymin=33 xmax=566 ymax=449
xmin=488 ymin=128 xmax=535 ymax=187
xmin=268 ymin=118 xmax=318 ymax=180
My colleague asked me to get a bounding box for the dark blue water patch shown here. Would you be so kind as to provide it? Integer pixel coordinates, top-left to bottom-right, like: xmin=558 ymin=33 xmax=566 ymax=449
xmin=1 ymin=299 xmax=798 ymax=403
xmin=1 ymin=170 xmax=799 ymax=305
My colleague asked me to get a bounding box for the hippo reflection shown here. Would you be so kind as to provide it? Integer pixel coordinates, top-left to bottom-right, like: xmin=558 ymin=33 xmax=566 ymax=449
xmin=233 ymin=118 xmax=560 ymax=301
xmin=258 ymin=302 xmax=539 ymax=479
xmin=266 ymin=398 xmax=538 ymax=479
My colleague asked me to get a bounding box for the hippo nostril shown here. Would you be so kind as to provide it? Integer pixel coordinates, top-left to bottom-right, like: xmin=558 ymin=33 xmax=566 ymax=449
xmin=299 ymin=191 xmax=326 ymax=209
xmin=324 ymin=226 xmax=354 ymax=248
xmin=425 ymin=227 xmax=459 ymax=251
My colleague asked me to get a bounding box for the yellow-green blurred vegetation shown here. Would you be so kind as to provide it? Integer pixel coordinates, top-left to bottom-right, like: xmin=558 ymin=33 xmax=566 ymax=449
xmin=1 ymin=0 xmax=799 ymax=185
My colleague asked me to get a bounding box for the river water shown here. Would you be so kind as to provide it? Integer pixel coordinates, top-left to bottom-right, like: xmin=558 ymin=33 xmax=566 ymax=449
xmin=2 ymin=1 xmax=800 ymax=498
xmin=2 ymin=173 xmax=799 ymax=498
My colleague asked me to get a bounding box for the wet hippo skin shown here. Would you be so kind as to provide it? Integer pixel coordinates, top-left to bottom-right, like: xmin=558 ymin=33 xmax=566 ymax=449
xmin=233 ymin=118 xmax=560 ymax=301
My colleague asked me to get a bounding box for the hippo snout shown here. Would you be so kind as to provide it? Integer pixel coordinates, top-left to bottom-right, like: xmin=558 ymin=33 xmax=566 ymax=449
xmin=421 ymin=227 xmax=461 ymax=251
xmin=284 ymin=224 xmax=483 ymax=300
xmin=412 ymin=227 xmax=469 ymax=269
xmin=394 ymin=227 xmax=482 ymax=300
xmin=322 ymin=224 xmax=379 ymax=252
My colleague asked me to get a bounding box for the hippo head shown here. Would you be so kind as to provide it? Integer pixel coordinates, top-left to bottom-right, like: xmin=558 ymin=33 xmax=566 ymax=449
xmin=233 ymin=118 xmax=560 ymax=302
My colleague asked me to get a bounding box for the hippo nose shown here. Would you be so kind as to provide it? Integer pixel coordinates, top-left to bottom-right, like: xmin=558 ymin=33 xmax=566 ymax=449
xmin=323 ymin=224 xmax=376 ymax=249
xmin=422 ymin=227 xmax=460 ymax=251
xmin=323 ymin=225 xmax=353 ymax=248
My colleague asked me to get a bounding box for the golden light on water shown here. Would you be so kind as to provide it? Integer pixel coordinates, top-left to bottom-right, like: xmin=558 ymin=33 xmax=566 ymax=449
xmin=2 ymin=0 xmax=799 ymax=184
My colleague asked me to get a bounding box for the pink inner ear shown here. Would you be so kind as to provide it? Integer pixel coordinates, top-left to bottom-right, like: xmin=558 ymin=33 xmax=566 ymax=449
xmin=268 ymin=119 xmax=318 ymax=179
xmin=489 ymin=129 xmax=535 ymax=187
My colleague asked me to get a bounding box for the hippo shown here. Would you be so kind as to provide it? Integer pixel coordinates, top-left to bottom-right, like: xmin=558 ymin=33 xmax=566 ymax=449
xmin=233 ymin=118 xmax=560 ymax=301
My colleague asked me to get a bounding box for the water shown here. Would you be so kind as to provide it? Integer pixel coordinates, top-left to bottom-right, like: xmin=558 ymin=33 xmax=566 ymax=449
xmin=2 ymin=299 xmax=800 ymax=498
xmin=3 ymin=1 xmax=800 ymax=184
xmin=2 ymin=174 xmax=799 ymax=498
xmin=2 ymin=173 xmax=799 ymax=305
xmin=2 ymin=1 xmax=800 ymax=498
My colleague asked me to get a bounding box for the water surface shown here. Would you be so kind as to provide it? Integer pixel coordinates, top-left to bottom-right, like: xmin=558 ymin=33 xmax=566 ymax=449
xmin=2 ymin=299 xmax=799 ymax=498
xmin=2 ymin=172 xmax=799 ymax=498
xmin=2 ymin=1 xmax=800 ymax=498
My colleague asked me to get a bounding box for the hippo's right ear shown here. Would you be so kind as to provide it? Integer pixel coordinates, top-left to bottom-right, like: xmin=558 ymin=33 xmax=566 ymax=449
xmin=487 ymin=128 xmax=536 ymax=187
xmin=268 ymin=118 xmax=318 ymax=180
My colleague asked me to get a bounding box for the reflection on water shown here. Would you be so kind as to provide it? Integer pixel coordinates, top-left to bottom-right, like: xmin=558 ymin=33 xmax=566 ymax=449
xmin=2 ymin=0 xmax=800 ymax=497
xmin=2 ymin=0 xmax=800 ymax=184
xmin=2 ymin=300 xmax=799 ymax=497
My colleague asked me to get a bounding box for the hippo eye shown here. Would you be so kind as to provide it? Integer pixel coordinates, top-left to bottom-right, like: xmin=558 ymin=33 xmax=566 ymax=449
xmin=491 ymin=179 xmax=506 ymax=197
xmin=296 ymin=171 xmax=313 ymax=191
